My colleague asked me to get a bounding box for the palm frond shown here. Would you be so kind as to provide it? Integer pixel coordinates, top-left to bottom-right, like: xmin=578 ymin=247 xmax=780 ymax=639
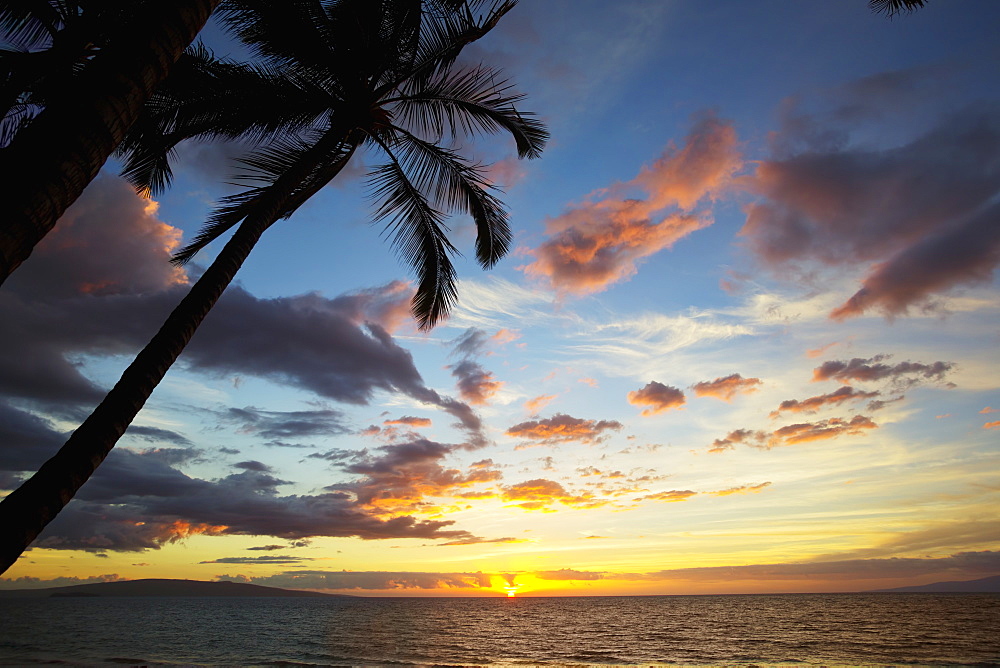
xmin=389 ymin=129 xmax=510 ymax=268
xmin=173 ymin=133 xmax=357 ymax=264
xmin=367 ymin=142 xmax=460 ymax=329
xmin=391 ymin=65 xmax=547 ymax=159
xmin=116 ymin=44 xmax=330 ymax=195
xmin=870 ymin=0 xmax=927 ymax=17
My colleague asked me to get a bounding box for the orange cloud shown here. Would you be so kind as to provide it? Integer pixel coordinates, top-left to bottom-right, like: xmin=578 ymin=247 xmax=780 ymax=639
xmin=506 ymin=413 xmax=623 ymax=446
xmin=634 ymin=489 xmax=697 ymax=503
xmin=524 ymin=394 xmax=556 ymax=414
xmin=384 ymin=416 xmax=432 ymax=428
xmin=769 ymin=386 xmax=879 ymax=417
xmin=984 ymin=421 xmax=1000 ymax=430
xmin=806 ymin=342 xmax=840 ymax=358
xmin=627 ymin=381 xmax=685 ymax=416
xmin=154 ymin=520 xmax=229 ymax=543
xmin=981 ymin=407 xmax=998 ymax=414
xmin=771 ymin=415 xmax=877 ymax=446
xmin=709 ymin=482 xmax=772 ymax=496
xmin=692 ymin=373 xmax=762 ymax=402
xmin=501 ymin=479 xmax=604 ymax=511
xmin=522 ymin=113 xmax=741 ymax=295
xmin=709 ymin=428 xmax=769 ymax=453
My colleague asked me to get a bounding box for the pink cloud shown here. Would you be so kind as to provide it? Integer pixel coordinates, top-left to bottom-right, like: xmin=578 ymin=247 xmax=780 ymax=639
xmin=691 ymin=374 xmax=762 ymax=402
xmin=384 ymin=416 xmax=432 ymax=428
xmin=627 ymin=381 xmax=685 ymax=416
xmin=522 ymin=113 xmax=741 ymax=295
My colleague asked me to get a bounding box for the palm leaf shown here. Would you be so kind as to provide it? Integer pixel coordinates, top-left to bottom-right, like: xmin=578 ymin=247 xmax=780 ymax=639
xmin=367 ymin=140 xmax=460 ymax=329
xmin=389 ymin=129 xmax=510 ymax=268
xmin=391 ymin=65 xmax=547 ymax=159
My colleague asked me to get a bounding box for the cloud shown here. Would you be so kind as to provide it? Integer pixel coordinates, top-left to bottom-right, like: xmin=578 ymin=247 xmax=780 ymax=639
xmin=812 ymin=355 xmax=953 ymax=386
xmin=627 ymin=381 xmax=685 ymax=416
xmin=691 ymin=374 xmax=762 ymax=402
xmin=200 ymin=555 xmax=314 ymax=565
xmin=449 ymin=360 xmax=503 ymax=406
xmin=831 ymin=199 xmax=1000 ymax=319
xmin=30 ymin=448 xmax=480 ymax=552
xmin=5 ymin=175 xmax=186 ymax=301
xmin=769 ymin=415 xmax=877 ymax=446
xmin=981 ymin=407 xmax=998 ymax=414
xmin=769 ymin=386 xmax=880 ymax=417
xmin=984 ymin=421 xmax=1000 ymax=430
xmin=634 ymin=489 xmax=697 ymax=503
xmin=710 ymin=416 xmax=877 ymax=452
xmin=522 ymin=113 xmax=741 ymax=295
xmin=741 ymin=77 xmax=1000 ymax=318
xmin=122 ymin=425 xmax=193 ymax=446
xmin=708 ymin=428 xmax=770 ymax=454
xmin=610 ymin=550 xmax=1000 ymax=584
xmin=534 ymin=569 xmax=604 ymax=581
xmin=216 ymin=570 xmax=492 ymax=591
xmin=332 ymin=439 xmax=503 ymax=515
xmin=0 ymin=402 xmax=65 ymax=473
xmin=505 ymin=413 xmax=623 ymax=446
xmin=384 ymin=416 xmax=432 ymax=428
xmin=500 ymin=478 xmax=603 ymax=511
xmin=221 ymin=406 xmax=349 ymax=442
xmin=524 ymin=394 xmax=556 ymax=414
xmin=709 ymin=482 xmax=772 ymax=496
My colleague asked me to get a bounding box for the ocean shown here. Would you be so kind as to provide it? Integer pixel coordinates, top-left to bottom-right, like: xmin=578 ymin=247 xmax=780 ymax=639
xmin=1 ymin=593 xmax=998 ymax=666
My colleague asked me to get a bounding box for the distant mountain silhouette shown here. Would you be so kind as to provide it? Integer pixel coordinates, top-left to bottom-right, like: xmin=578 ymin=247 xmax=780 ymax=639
xmin=872 ymin=575 xmax=1000 ymax=593
xmin=0 ymin=578 xmax=349 ymax=598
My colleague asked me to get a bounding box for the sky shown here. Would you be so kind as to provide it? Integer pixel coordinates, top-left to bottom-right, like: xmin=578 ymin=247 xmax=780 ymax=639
xmin=1 ymin=0 xmax=999 ymax=597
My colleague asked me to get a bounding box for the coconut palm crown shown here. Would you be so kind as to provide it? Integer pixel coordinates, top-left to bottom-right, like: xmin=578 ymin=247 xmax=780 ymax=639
xmin=119 ymin=0 xmax=547 ymax=328
xmin=0 ymin=0 xmax=544 ymax=575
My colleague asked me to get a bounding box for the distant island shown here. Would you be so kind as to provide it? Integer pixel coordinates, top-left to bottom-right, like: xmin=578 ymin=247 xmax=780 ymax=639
xmin=871 ymin=574 xmax=1000 ymax=593
xmin=0 ymin=578 xmax=349 ymax=599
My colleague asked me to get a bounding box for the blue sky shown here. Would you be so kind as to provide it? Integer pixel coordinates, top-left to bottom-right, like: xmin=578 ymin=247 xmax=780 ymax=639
xmin=2 ymin=0 xmax=999 ymax=595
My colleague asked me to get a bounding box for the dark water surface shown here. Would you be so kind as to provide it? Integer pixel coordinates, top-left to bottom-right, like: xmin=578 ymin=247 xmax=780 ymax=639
xmin=1 ymin=593 xmax=998 ymax=666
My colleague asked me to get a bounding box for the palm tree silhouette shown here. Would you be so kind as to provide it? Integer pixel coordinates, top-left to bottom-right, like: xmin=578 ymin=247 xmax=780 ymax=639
xmin=0 ymin=0 xmax=220 ymax=286
xmin=869 ymin=0 xmax=927 ymax=17
xmin=0 ymin=0 xmax=546 ymax=574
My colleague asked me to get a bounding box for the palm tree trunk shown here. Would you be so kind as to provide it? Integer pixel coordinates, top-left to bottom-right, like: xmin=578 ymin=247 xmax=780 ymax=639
xmin=0 ymin=0 xmax=220 ymax=287
xmin=0 ymin=210 xmax=272 ymax=574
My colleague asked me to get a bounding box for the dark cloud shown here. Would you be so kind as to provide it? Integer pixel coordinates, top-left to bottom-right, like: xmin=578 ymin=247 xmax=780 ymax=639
xmin=742 ymin=82 xmax=1000 ymax=317
xmin=449 ymin=360 xmax=503 ymax=406
xmin=332 ymin=439 xmax=503 ymax=515
xmin=200 ymin=555 xmax=313 ymax=565
xmin=611 ymin=550 xmax=1000 ymax=583
xmin=0 ymin=402 xmax=64 ymax=472
xmin=31 ymin=448 xmax=478 ymax=552
xmin=627 ymin=381 xmax=685 ymax=416
xmin=812 ymin=355 xmax=953 ymax=386
xmin=221 ymin=406 xmax=348 ymax=442
xmin=233 ymin=460 xmax=274 ymax=473
xmin=215 ymin=570 xmax=492 ymax=591
xmin=122 ymin=425 xmax=193 ymax=446
xmin=449 ymin=328 xmax=492 ymax=358
xmin=505 ymin=413 xmax=623 ymax=446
